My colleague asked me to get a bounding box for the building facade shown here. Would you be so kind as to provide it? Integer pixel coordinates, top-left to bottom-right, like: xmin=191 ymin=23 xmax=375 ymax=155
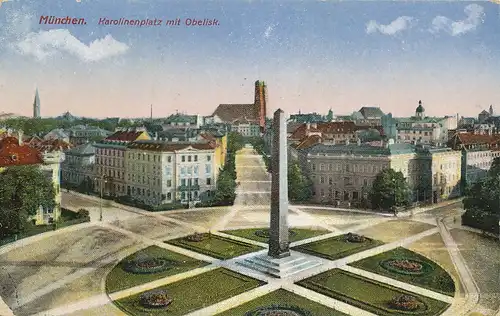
xmin=61 ymin=142 xmax=96 ymax=190
xmin=68 ymin=125 xmax=112 ymax=145
xmin=231 ymin=118 xmax=261 ymax=137
xmin=93 ymin=129 xmax=150 ymax=197
xmin=125 ymin=140 xmax=218 ymax=206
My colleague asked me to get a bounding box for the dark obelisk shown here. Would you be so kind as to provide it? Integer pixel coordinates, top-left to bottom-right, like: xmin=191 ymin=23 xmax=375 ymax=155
xmin=268 ymin=109 xmax=290 ymax=258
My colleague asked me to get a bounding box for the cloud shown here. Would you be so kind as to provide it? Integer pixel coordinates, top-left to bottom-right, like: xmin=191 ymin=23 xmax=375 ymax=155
xmin=16 ymin=29 xmax=129 ymax=62
xmin=430 ymin=4 xmax=484 ymax=36
xmin=366 ymin=16 xmax=416 ymax=36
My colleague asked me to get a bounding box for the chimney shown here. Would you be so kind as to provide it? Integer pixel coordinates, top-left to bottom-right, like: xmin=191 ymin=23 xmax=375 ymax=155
xmin=18 ymin=130 xmax=23 ymax=145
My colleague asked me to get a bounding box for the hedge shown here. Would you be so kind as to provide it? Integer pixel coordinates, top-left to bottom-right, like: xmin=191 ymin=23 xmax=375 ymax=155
xmin=461 ymin=209 xmax=500 ymax=235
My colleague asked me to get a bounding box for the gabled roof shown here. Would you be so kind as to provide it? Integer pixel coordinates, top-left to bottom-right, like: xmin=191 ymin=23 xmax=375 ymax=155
xmin=32 ymin=139 xmax=72 ymax=152
xmin=295 ymin=135 xmax=322 ymax=149
xmin=0 ymin=137 xmax=44 ymax=167
xmin=105 ymin=130 xmax=149 ymax=142
xmin=289 ymin=122 xmax=357 ymax=140
xmin=359 ymin=107 xmax=384 ymax=119
xmin=479 ymin=110 xmax=490 ymax=115
xmin=450 ymin=132 xmax=500 ymax=148
xmin=212 ymin=104 xmax=259 ymax=122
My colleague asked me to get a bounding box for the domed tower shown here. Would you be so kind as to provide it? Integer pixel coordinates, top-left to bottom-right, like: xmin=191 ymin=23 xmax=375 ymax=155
xmin=415 ymin=100 xmax=425 ymax=119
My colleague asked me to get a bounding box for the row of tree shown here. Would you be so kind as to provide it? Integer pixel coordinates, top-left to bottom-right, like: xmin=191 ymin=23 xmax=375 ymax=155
xmin=0 ymin=166 xmax=56 ymax=237
xmin=204 ymin=132 xmax=244 ymax=206
xmin=462 ymin=158 xmax=500 ymax=234
xmin=1 ymin=117 xmax=137 ymax=136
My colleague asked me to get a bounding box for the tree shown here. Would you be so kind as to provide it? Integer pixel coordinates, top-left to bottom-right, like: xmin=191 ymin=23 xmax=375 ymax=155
xmin=369 ymin=168 xmax=411 ymax=211
xmin=488 ymin=157 xmax=500 ymax=178
xmin=213 ymin=169 xmax=236 ymax=205
xmin=0 ymin=166 xmax=56 ymax=234
xmin=288 ymin=160 xmax=312 ymax=201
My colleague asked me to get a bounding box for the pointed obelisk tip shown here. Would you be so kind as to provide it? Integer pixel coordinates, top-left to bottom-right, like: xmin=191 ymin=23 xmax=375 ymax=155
xmin=275 ymin=109 xmax=284 ymax=114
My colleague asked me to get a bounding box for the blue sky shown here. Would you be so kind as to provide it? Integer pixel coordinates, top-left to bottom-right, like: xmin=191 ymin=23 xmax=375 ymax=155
xmin=1 ymin=0 xmax=499 ymax=118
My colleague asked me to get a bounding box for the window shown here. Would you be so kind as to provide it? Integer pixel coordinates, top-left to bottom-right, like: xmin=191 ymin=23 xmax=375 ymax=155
xmin=165 ymin=167 xmax=172 ymax=176
xmin=312 ymin=164 xmax=316 ymax=171
xmin=194 ymin=155 xmax=198 ymax=162
xmin=188 ymin=156 xmax=192 ymax=162
xmin=329 ymin=177 xmax=333 ymax=185
xmin=205 ymin=164 xmax=211 ymax=174
xmin=182 ymin=155 xmax=185 ymax=162
xmin=181 ymin=179 xmax=186 ymax=186
xmin=167 ymin=180 xmax=172 ymax=187
xmin=167 ymin=156 xmax=172 ymax=163
xmin=194 ymin=178 xmax=199 ymax=185
xmin=181 ymin=192 xmax=186 ymax=200
xmin=207 ymin=155 xmax=211 ymax=161
xmin=320 ymin=176 xmax=325 ymax=184
xmin=207 ymin=178 xmax=212 ymax=185
xmin=194 ymin=166 xmax=199 ymax=176
xmin=167 ymin=192 xmax=172 ymax=200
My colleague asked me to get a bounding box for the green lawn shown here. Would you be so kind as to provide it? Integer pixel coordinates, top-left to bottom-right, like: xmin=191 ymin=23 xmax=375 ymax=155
xmin=113 ymin=268 xmax=265 ymax=316
xmin=106 ymin=245 xmax=209 ymax=293
xmin=292 ymin=233 xmax=384 ymax=261
xmin=165 ymin=233 xmax=264 ymax=260
xmin=222 ymin=227 xmax=330 ymax=243
xmin=216 ymin=289 xmax=348 ymax=316
xmin=349 ymin=247 xmax=456 ymax=296
xmin=297 ymin=269 xmax=450 ymax=316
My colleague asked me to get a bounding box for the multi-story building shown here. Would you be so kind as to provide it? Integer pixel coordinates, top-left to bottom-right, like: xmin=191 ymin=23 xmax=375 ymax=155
xmin=125 ymin=140 xmax=218 ymax=206
xmin=231 ymin=118 xmax=261 ymax=137
xmin=61 ymin=142 xmax=96 ymax=190
xmin=289 ymin=122 xmax=358 ymax=144
xmin=300 ymin=139 xmax=460 ymax=206
xmin=429 ymin=147 xmax=462 ymax=202
xmin=44 ymin=128 xmax=70 ymax=143
xmin=200 ymin=131 xmax=227 ymax=171
xmin=68 ymin=125 xmax=112 ymax=145
xmin=93 ymin=128 xmax=150 ymax=197
xmin=163 ymin=113 xmax=203 ymax=130
xmin=448 ymin=131 xmax=500 ymax=189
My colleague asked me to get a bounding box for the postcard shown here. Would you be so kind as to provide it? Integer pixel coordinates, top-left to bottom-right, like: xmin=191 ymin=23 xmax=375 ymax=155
xmin=0 ymin=1 xmax=499 ymax=316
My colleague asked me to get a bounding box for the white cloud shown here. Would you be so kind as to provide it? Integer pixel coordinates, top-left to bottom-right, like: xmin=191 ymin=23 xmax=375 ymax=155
xmin=366 ymin=16 xmax=416 ymax=36
xmin=16 ymin=29 xmax=129 ymax=62
xmin=430 ymin=4 xmax=484 ymax=36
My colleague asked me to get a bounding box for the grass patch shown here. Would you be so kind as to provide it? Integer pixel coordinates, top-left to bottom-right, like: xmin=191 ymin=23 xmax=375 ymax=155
xmin=166 ymin=233 xmax=264 ymax=260
xmin=292 ymin=233 xmax=384 ymax=261
xmin=297 ymin=269 xmax=450 ymax=316
xmin=106 ymin=245 xmax=209 ymax=293
xmin=222 ymin=227 xmax=330 ymax=243
xmin=349 ymin=247 xmax=455 ymax=296
xmin=216 ymin=289 xmax=348 ymax=315
xmin=113 ymin=268 xmax=265 ymax=316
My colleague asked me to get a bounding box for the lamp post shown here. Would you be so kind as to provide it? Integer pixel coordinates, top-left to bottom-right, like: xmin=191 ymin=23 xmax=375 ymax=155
xmin=95 ymin=174 xmax=107 ymax=222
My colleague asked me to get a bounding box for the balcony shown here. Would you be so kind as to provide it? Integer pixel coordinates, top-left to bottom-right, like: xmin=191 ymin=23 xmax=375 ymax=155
xmin=178 ymin=184 xmax=200 ymax=191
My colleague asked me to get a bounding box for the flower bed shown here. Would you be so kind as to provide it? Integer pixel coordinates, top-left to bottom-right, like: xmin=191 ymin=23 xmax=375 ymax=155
xmin=139 ymin=289 xmax=173 ymax=309
xmin=254 ymin=229 xmax=298 ymax=239
xmin=245 ymin=304 xmax=312 ymax=316
xmin=380 ymin=258 xmax=430 ymax=276
xmin=344 ymin=232 xmax=367 ymax=243
xmin=388 ymin=294 xmax=422 ymax=311
xmin=122 ymin=257 xmax=175 ymax=274
xmin=185 ymin=232 xmax=208 ymax=242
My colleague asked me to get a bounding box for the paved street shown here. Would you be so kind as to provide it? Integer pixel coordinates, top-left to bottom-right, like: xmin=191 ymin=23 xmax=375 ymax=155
xmin=0 ymin=145 xmax=498 ymax=316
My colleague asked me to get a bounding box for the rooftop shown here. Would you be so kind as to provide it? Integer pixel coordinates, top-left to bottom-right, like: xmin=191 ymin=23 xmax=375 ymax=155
xmin=0 ymin=137 xmax=44 ymax=167
xmin=127 ymin=140 xmax=215 ymax=152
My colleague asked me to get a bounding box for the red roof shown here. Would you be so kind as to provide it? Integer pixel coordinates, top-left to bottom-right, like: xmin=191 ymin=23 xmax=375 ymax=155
xmin=0 ymin=137 xmax=44 ymax=167
xmin=457 ymin=133 xmax=500 ymax=145
xmin=106 ymin=131 xmax=147 ymax=142
xmin=289 ymin=122 xmax=357 ymax=140
xmin=295 ymin=135 xmax=322 ymax=149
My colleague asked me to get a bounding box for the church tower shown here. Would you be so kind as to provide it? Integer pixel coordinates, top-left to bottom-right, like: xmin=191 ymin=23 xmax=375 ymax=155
xmin=489 ymin=105 xmax=493 ymax=116
xmin=415 ymin=100 xmax=425 ymax=119
xmin=254 ymin=80 xmax=268 ymax=131
xmin=33 ymin=88 xmax=41 ymax=118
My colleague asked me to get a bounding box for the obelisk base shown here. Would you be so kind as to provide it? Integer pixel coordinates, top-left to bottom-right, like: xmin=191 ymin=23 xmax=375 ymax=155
xmin=237 ymin=252 xmax=321 ymax=279
xmin=268 ymin=243 xmax=290 ymax=259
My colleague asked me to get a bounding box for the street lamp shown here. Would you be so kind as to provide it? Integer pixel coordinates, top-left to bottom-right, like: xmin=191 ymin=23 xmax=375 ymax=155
xmin=94 ymin=174 xmax=107 ymax=222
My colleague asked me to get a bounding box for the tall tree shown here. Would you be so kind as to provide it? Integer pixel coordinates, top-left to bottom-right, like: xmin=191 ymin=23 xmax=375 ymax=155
xmin=288 ymin=160 xmax=312 ymax=201
xmin=369 ymin=168 xmax=411 ymax=211
xmin=0 ymin=166 xmax=56 ymax=234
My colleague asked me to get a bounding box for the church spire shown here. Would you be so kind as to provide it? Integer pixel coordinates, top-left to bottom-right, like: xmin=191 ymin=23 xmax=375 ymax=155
xmin=33 ymin=88 xmax=41 ymax=118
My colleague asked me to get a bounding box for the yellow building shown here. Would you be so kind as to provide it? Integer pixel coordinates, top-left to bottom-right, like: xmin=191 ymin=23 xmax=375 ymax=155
xmin=201 ymin=131 xmax=227 ymax=174
xmin=429 ymin=148 xmax=462 ymax=202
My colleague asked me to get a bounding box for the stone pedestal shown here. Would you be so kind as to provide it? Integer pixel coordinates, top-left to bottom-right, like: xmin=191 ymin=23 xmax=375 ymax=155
xmin=238 ymin=252 xmax=321 ymax=278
